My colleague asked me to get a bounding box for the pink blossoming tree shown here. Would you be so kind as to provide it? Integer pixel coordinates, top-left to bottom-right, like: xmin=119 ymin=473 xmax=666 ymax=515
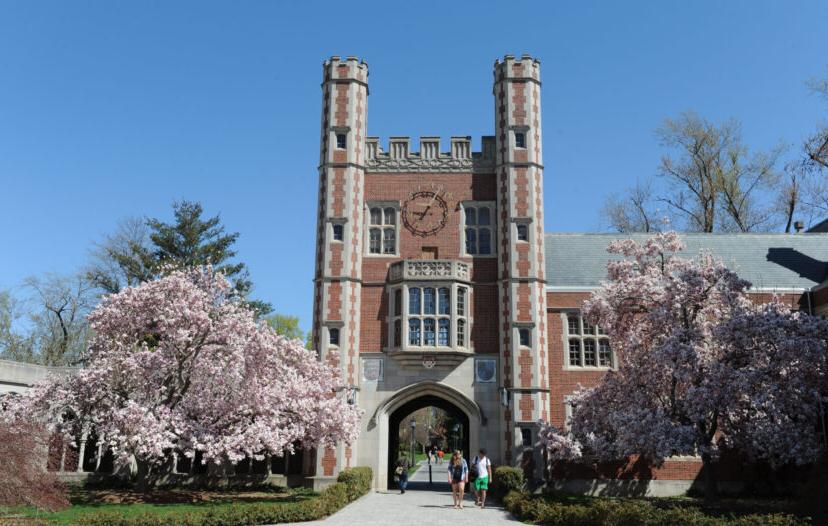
xmin=7 ymin=268 xmax=361 ymax=487
xmin=539 ymin=232 xmax=828 ymax=499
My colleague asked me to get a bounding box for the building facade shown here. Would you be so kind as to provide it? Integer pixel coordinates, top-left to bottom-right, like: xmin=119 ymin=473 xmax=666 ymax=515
xmin=311 ymin=54 xmax=549 ymax=489
xmin=309 ymin=55 xmax=828 ymax=494
xmin=3 ymin=54 xmax=827 ymax=495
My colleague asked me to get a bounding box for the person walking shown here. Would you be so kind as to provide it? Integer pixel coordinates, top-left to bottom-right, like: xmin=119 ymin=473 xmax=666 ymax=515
xmin=447 ymin=450 xmax=469 ymax=509
xmin=394 ymin=455 xmax=409 ymax=494
xmin=437 ymin=449 xmax=445 ymax=464
xmin=472 ymin=449 xmax=493 ymax=508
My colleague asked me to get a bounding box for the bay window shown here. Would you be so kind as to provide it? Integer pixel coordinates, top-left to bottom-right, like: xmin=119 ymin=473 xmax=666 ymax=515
xmin=388 ymin=283 xmax=470 ymax=351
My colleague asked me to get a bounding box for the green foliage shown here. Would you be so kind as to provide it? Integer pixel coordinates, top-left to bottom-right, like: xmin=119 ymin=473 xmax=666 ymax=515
xmin=503 ymin=491 xmax=809 ymax=526
xmin=265 ymin=314 xmax=309 ymax=344
xmin=491 ymin=466 xmax=524 ymax=498
xmin=88 ymin=200 xmax=272 ymax=316
xmin=336 ymin=466 xmax=372 ymax=501
xmin=71 ymin=467 xmax=372 ymax=526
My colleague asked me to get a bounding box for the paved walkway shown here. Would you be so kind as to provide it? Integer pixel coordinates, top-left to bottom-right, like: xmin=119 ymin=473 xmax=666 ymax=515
xmin=279 ymin=460 xmax=519 ymax=526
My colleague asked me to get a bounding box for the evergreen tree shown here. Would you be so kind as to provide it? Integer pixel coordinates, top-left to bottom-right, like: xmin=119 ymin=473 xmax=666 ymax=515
xmin=88 ymin=201 xmax=271 ymax=316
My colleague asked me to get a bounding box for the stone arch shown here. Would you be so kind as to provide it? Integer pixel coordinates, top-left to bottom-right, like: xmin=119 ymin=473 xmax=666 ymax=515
xmin=373 ymin=380 xmax=483 ymax=489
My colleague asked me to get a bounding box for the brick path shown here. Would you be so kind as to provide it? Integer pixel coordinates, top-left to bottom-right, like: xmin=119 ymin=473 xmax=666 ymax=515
xmin=278 ymin=460 xmax=519 ymax=526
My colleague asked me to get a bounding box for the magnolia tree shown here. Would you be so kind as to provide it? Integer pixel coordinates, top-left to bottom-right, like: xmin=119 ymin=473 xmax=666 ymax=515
xmin=6 ymin=268 xmax=361 ymax=487
xmin=539 ymin=232 xmax=828 ymax=498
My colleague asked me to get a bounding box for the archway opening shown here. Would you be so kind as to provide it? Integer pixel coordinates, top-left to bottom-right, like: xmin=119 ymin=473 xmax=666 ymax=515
xmin=387 ymin=394 xmax=469 ymax=491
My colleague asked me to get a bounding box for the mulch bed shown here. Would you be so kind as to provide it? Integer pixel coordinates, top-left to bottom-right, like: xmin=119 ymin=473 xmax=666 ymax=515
xmin=70 ymin=488 xmax=294 ymax=505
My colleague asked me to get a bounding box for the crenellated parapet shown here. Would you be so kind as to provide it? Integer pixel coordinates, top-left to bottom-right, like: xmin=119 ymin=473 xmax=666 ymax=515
xmin=322 ymin=56 xmax=369 ymax=85
xmin=365 ymin=135 xmax=496 ymax=172
xmin=493 ymin=53 xmax=541 ymax=83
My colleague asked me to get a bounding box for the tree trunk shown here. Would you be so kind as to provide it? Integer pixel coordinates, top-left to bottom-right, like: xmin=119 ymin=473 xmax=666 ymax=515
xmin=701 ymin=452 xmax=718 ymax=501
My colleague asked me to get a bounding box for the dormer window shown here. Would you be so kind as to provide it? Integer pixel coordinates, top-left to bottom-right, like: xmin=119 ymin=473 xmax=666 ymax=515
xmin=336 ymin=133 xmax=347 ymax=149
xmin=515 ymin=132 xmax=526 ymax=148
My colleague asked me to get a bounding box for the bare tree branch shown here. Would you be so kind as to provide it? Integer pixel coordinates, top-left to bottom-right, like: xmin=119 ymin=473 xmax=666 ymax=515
xmin=602 ymin=179 xmax=664 ymax=233
xmin=656 ymin=112 xmax=780 ymax=232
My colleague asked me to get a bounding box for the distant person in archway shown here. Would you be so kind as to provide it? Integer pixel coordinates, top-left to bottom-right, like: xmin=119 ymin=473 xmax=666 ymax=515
xmin=394 ymin=455 xmax=409 ymax=494
xmin=472 ymin=448 xmax=493 ymax=508
xmin=448 ymin=449 xmax=469 ymax=509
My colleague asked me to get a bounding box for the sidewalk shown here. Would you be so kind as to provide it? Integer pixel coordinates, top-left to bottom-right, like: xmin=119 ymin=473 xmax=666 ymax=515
xmin=278 ymin=460 xmax=518 ymax=526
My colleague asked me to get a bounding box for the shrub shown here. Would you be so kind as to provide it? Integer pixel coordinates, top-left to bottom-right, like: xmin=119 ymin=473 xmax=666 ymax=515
xmin=492 ymin=466 xmax=523 ymax=498
xmin=502 ymin=491 xmax=809 ymax=526
xmin=0 ymin=419 xmax=69 ymax=512
xmin=74 ymin=467 xmax=373 ymax=526
xmin=798 ymin=454 xmax=828 ymax=523
xmin=337 ymin=466 xmax=372 ymax=501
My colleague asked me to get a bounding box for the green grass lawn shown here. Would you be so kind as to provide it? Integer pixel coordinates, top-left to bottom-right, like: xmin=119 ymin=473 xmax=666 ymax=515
xmin=406 ymin=452 xmax=428 ymax=476
xmin=1 ymin=487 xmax=318 ymax=526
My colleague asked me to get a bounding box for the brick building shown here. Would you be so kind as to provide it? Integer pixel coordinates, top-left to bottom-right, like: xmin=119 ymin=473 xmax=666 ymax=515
xmin=310 ymin=54 xmax=828 ymax=494
xmin=1 ymin=54 xmax=826 ymax=495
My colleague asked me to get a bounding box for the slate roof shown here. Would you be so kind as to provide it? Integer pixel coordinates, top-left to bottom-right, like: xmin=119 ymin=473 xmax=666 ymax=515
xmin=808 ymin=218 xmax=828 ymax=233
xmin=545 ymin=233 xmax=828 ymax=290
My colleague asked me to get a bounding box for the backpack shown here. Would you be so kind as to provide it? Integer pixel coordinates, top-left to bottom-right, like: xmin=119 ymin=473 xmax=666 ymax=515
xmin=450 ymin=459 xmax=464 ymax=482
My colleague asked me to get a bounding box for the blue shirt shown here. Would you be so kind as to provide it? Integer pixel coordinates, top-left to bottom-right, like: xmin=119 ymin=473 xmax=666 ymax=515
xmin=450 ymin=458 xmax=468 ymax=480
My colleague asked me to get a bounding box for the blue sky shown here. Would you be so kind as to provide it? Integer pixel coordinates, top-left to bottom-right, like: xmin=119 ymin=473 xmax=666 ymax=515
xmin=1 ymin=0 xmax=826 ymax=331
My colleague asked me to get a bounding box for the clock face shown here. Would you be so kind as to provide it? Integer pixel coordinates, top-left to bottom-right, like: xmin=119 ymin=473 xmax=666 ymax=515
xmin=402 ymin=190 xmax=449 ymax=237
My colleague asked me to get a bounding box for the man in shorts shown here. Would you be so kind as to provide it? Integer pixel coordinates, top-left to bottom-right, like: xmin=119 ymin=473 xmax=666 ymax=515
xmin=472 ymin=448 xmax=492 ymax=508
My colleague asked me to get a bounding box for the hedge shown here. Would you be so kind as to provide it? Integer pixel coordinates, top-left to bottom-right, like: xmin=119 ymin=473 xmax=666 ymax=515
xmin=491 ymin=466 xmax=523 ymax=498
xmin=72 ymin=467 xmax=373 ymax=526
xmin=502 ymin=491 xmax=809 ymax=526
xmin=334 ymin=466 xmax=372 ymax=502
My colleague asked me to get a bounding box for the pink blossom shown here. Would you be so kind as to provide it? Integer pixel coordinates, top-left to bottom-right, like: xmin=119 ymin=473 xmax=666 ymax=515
xmin=6 ymin=268 xmax=361 ymax=472
xmin=540 ymin=232 xmax=828 ymax=475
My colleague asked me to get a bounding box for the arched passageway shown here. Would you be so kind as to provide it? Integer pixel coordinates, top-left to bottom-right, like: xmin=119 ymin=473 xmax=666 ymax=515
xmin=387 ymin=394 xmax=470 ymax=490
xmin=372 ymin=380 xmax=483 ymax=491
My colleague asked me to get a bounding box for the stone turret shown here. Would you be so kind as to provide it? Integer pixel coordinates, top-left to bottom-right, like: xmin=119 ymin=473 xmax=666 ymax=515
xmin=312 ymin=56 xmax=369 ymax=481
xmin=493 ymin=54 xmax=549 ymax=465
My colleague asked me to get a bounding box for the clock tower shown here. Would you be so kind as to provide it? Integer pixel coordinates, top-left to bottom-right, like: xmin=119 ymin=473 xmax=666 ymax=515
xmin=310 ymin=55 xmax=547 ymax=488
